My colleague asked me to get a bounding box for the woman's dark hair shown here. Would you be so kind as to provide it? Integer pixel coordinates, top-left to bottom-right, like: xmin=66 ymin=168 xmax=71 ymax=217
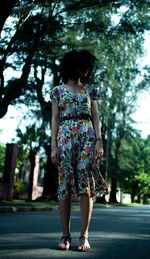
xmin=60 ymin=49 xmax=98 ymax=84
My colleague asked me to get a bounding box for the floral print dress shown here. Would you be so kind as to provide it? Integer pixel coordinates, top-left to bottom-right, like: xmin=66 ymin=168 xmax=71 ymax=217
xmin=50 ymin=84 xmax=108 ymax=201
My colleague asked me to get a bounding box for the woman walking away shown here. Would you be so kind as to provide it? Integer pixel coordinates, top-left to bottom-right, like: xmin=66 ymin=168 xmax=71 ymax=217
xmin=50 ymin=49 xmax=108 ymax=252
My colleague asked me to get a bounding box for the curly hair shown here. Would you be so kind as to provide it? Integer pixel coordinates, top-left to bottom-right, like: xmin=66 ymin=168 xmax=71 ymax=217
xmin=60 ymin=49 xmax=98 ymax=84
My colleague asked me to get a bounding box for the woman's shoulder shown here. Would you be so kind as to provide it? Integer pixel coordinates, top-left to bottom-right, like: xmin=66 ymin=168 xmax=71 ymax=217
xmin=50 ymin=85 xmax=64 ymax=94
xmin=50 ymin=85 xmax=63 ymax=102
xmin=88 ymin=86 xmax=101 ymax=100
xmin=51 ymin=85 xmax=62 ymax=91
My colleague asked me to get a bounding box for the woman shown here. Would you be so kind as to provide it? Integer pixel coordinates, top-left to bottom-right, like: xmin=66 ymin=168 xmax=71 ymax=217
xmin=50 ymin=49 xmax=108 ymax=251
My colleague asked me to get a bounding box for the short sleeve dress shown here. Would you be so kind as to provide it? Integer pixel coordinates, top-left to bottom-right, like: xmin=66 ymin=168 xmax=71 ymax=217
xmin=50 ymin=84 xmax=108 ymax=201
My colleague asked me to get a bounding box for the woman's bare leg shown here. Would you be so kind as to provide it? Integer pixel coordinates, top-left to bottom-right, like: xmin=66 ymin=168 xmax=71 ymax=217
xmin=78 ymin=194 xmax=93 ymax=251
xmin=58 ymin=196 xmax=71 ymax=249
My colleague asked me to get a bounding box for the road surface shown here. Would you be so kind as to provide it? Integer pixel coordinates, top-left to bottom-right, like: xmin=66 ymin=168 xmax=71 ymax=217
xmin=0 ymin=205 xmax=150 ymax=259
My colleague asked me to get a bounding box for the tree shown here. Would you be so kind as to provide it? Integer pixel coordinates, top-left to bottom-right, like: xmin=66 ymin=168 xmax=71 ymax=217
xmin=1 ymin=0 xmax=150 ymax=118
xmin=1 ymin=0 xmax=150 ymax=201
xmin=96 ymin=30 xmax=144 ymax=202
xmin=117 ymin=132 xmax=150 ymax=203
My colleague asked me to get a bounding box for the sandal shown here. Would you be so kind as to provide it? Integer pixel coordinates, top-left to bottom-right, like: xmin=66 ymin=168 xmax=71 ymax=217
xmin=78 ymin=236 xmax=91 ymax=252
xmin=57 ymin=236 xmax=71 ymax=250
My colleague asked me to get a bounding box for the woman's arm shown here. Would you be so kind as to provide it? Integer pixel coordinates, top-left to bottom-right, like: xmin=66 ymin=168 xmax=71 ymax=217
xmin=91 ymin=100 xmax=104 ymax=160
xmin=91 ymin=100 xmax=102 ymax=139
xmin=51 ymin=102 xmax=60 ymax=165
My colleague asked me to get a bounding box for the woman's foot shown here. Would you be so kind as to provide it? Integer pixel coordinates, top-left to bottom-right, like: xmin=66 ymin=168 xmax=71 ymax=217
xmin=57 ymin=236 xmax=71 ymax=250
xmin=77 ymin=236 xmax=91 ymax=251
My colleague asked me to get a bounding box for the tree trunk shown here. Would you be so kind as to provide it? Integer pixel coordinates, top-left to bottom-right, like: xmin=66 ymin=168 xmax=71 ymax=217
xmin=27 ymin=149 xmax=36 ymax=201
xmin=131 ymin=192 xmax=135 ymax=203
xmin=0 ymin=52 xmax=34 ymax=118
xmin=96 ymin=196 xmax=107 ymax=204
xmin=0 ymin=0 xmax=16 ymax=34
xmin=42 ymin=145 xmax=58 ymax=201
xmin=109 ymin=177 xmax=118 ymax=203
xmin=143 ymin=194 xmax=148 ymax=204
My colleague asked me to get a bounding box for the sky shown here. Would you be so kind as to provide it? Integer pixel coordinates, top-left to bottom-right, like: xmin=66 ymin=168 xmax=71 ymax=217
xmin=0 ymin=32 xmax=150 ymax=144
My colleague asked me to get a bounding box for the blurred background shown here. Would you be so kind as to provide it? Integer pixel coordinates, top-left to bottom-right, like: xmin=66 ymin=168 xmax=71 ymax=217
xmin=0 ymin=0 xmax=150 ymax=205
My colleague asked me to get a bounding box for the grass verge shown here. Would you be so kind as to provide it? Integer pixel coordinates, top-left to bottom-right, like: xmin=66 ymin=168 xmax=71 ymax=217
xmin=0 ymin=200 xmax=143 ymax=208
xmin=0 ymin=200 xmax=58 ymax=207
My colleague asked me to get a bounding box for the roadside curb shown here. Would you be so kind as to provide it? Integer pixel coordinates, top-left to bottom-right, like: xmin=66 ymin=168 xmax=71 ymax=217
xmin=0 ymin=205 xmax=83 ymax=213
xmin=0 ymin=205 xmax=59 ymax=213
xmin=0 ymin=203 xmax=131 ymax=213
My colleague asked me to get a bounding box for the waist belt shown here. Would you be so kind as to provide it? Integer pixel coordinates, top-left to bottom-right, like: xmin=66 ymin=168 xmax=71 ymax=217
xmin=61 ymin=114 xmax=92 ymax=122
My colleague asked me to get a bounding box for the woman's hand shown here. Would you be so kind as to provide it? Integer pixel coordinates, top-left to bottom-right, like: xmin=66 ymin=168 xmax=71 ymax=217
xmin=51 ymin=147 xmax=60 ymax=166
xmin=94 ymin=140 xmax=104 ymax=164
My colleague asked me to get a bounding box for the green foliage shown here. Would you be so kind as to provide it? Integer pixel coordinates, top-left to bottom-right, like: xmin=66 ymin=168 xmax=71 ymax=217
xmin=13 ymin=181 xmax=24 ymax=198
xmin=16 ymin=144 xmax=29 ymax=169
xmin=136 ymin=173 xmax=150 ymax=195
xmin=0 ymin=0 xmax=150 ymax=116
xmin=16 ymin=123 xmax=49 ymax=151
xmin=119 ymin=134 xmax=150 ymax=198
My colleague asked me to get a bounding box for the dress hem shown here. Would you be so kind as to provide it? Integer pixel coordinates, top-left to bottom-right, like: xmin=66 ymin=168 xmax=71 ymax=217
xmin=58 ymin=188 xmax=109 ymax=202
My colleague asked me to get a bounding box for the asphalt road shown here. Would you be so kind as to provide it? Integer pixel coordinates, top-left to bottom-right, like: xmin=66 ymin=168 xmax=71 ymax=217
xmin=0 ymin=205 xmax=150 ymax=259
